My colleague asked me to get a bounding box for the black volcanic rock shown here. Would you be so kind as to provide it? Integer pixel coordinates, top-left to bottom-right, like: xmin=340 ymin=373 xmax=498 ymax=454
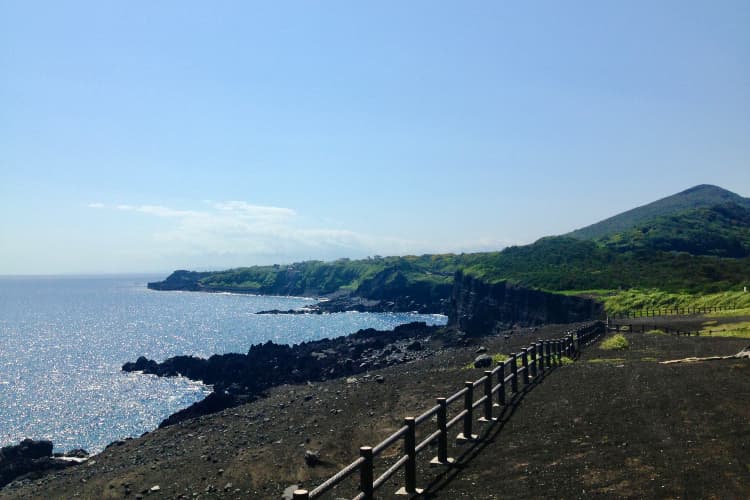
xmin=1 ymin=439 xmax=52 ymax=462
xmin=1 ymin=439 xmax=83 ymax=489
xmin=122 ymin=356 xmax=159 ymax=373
xmin=123 ymin=322 xmax=441 ymax=425
xmin=449 ymin=271 xmax=604 ymax=336
xmin=158 ymin=391 xmax=240 ymax=428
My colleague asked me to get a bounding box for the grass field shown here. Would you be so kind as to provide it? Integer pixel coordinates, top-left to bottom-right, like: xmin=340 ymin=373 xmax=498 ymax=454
xmin=699 ymin=320 xmax=750 ymax=338
xmin=566 ymin=288 xmax=750 ymax=315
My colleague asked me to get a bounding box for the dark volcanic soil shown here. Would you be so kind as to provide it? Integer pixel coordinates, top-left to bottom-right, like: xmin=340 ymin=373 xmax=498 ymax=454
xmin=2 ymin=320 xmax=749 ymax=499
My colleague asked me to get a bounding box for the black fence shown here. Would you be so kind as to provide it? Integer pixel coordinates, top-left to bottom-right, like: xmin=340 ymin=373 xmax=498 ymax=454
xmin=611 ymin=323 xmax=714 ymax=337
xmin=292 ymin=322 xmax=604 ymax=499
xmin=609 ymin=304 xmax=739 ymax=319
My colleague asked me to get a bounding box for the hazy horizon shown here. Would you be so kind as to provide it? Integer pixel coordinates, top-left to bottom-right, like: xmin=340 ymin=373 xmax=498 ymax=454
xmin=3 ymin=1 xmax=749 ymax=275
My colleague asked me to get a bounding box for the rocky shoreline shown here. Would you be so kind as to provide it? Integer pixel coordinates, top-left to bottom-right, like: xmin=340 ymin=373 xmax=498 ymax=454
xmin=2 ymin=274 xmax=605 ymax=491
xmin=1 ymin=321 xmax=452 ymax=490
xmin=122 ymin=321 xmax=449 ymax=428
xmin=6 ymin=318 xmax=746 ymax=499
xmin=124 ymin=274 xmax=604 ymax=430
xmin=0 ymin=440 xmax=89 ymax=489
xmin=1 ymin=321 xmax=445 ymax=489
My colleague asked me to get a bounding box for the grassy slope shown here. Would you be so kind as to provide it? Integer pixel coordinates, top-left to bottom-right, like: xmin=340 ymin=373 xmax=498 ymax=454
xmin=575 ymin=289 xmax=750 ymax=315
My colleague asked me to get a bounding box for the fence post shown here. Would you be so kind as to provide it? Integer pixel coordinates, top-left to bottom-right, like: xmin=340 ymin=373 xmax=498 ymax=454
xmin=552 ymin=341 xmax=558 ymax=365
xmin=497 ymin=362 xmax=506 ymax=406
xmin=521 ymin=349 xmax=529 ymax=385
xmin=431 ymin=398 xmax=453 ymax=465
xmin=360 ymin=446 xmax=373 ymax=500
xmin=538 ymin=341 xmax=545 ymax=375
xmin=529 ymin=344 xmax=537 ymax=379
xmin=396 ymin=417 xmax=421 ymax=495
xmin=511 ymin=354 xmax=518 ymax=393
xmin=546 ymin=341 xmax=552 ymax=368
xmin=293 ymin=490 xmax=310 ymax=499
xmin=571 ymin=333 xmax=577 ymax=356
xmin=458 ymin=382 xmax=477 ymax=441
xmin=481 ymin=371 xmax=493 ymax=421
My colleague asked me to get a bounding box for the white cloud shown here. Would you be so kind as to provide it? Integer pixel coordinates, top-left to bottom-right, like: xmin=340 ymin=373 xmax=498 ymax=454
xmin=88 ymin=200 xmax=381 ymax=263
xmin=213 ymin=201 xmax=296 ymax=218
xmin=86 ymin=200 xmax=509 ymax=268
xmin=109 ymin=204 xmax=201 ymax=218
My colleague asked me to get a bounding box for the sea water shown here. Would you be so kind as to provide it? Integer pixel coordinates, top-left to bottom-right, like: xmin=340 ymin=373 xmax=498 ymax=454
xmin=0 ymin=276 xmax=446 ymax=453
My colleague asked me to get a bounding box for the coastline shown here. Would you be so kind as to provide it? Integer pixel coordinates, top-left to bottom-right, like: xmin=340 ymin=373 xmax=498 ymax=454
xmin=2 ymin=320 xmax=448 ymax=489
xmin=7 ymin=318 xmax=746 ymax=498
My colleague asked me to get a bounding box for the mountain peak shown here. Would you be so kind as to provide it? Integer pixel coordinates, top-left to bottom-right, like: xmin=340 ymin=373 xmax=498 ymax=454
xmin=568 ymin=184 xmax=750 ymax=241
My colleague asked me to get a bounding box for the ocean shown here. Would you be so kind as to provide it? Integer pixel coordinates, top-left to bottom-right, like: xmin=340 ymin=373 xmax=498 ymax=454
xmin=0 ymin=276 xmax=446 ymax=453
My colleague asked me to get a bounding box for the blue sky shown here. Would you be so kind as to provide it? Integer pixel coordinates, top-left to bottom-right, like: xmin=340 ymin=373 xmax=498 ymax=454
xmin=1 ymin=1 xmax=748 ymax=274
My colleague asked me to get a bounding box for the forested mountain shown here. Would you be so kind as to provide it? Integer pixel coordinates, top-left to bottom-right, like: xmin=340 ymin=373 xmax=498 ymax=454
xmin=567 ymin=184 xmax=750 ymax=241
xmin=597 ymin=202 xmax=750 ymax=258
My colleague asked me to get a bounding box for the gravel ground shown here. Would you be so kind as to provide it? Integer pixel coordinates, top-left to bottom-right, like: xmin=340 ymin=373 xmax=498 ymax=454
xmin=3 ymin=320 xmax=748 ymax=499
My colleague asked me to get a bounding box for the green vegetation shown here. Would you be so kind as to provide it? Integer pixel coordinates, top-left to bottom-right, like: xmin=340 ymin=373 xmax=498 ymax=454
xmin=559 ymin=356 xmax=574 ymax=365
xmin=587 ymin=358 xmax=626 ymax=364
xmin=582 ymin=289 xmax=750 ymax=315
xmin=151 ymin=185 xmax=750 ymax=312
xmin=597 ymin=203 xmax=750 ymax=258
xmin=705 ymin=306 xmax=750 ymax=318
xmin=567 ymin=184 xmax=750 ymax=241
xmin=492 ymin=353 xmax=510 ymax=364
xmin=462 ymin=352 xmax=510 ymax=370
xmin=600 ymin=334 xmax=630 ymax=350
xmin=699 ymin=321 xmax=750 ymax=339
xmin=460 ymin=236 xmax=750 ymax=294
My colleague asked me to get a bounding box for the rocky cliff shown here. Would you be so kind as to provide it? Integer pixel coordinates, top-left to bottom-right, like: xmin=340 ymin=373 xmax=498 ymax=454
xmin=449 ymin=272 xmax=604 ymax=336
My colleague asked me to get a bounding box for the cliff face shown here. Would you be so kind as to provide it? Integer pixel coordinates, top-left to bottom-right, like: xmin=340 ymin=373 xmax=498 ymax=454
xmin=449 ymin=272 xmax=604 ymax=335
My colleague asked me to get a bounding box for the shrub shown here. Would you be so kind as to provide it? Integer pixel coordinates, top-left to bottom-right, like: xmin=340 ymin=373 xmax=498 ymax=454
xmin=600 ymin=334 xmax=630 ymax=350
xmin=492 ymin=353 xmax=510 ymax=364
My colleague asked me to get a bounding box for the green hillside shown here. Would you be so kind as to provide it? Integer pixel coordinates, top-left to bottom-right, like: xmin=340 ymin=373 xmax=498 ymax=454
xmin=150 ymin=185 xmax=750 ymax=310
xmin=567 ymin=184 xmax=750 ymax=241
xmin=597 ymin=202 xmax=750 ymax=258
xmin=460 ymin=236 xmax=750 ymax=293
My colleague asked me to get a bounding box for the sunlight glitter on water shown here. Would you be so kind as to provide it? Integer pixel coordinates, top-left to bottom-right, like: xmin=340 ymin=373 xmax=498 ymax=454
xmin=0 ymin=276 xmax=446 ymax=453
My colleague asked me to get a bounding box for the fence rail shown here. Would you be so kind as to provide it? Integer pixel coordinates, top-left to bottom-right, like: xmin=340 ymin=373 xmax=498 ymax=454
xmin=609 ymin=304 xmax=739 ymax=320
xmin=610 ymin=323 xmax=716 ymax=337
xmin=293 ymin=322 xmax=604 ymax=499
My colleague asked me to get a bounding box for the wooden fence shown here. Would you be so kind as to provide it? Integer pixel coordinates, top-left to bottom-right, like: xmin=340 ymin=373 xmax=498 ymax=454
xmin=611 ymin=323 xmax=714 ymax=337
xmin=610 ymin=304 xmax=739 ymax=319
xmin=292 ymin=322 xmax=604 ymax=499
